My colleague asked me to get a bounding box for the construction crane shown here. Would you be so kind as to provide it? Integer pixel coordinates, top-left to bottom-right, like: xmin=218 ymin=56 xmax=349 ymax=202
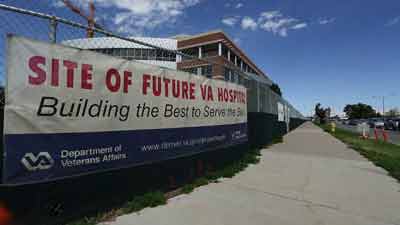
xmin=62 ymin=0 xmax=103 ymax=38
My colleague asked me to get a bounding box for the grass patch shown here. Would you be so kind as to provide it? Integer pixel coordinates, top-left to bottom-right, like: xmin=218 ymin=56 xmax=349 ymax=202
xmin=181 ymin=177 xmax=210 ymax=194
xmin=319 ymin=124 xmax=400 ymax=181
xmin=68 ymin=191 xmax=166 ymax=225
xmin=271 ymin=136 xmax=283 ymax=144
xmin=67 ymin=146 xmax=266 ymax=225
xmin=121 ymin=191 xmax=166 ymax=214
xmin=181 ymin=183 xmax=195 ymax=194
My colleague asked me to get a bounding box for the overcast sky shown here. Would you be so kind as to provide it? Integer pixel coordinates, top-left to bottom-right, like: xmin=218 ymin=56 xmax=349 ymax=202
xmin=1 ymin=0 xmax=400 ymax=116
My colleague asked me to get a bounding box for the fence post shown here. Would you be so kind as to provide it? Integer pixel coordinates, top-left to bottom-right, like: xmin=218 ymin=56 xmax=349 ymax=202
xmin=49 ymin=16 xmax=57 ymax=43
xmin=256 ymin=82 xmax=260 ymax=112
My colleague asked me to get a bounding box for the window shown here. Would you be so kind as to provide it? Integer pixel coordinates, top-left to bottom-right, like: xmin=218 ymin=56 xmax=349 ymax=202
xmin=187 ymin=47 xmax=199 ymax=58
xmin=230 ymin=54 xmax=236 ymax=64
xmin=149 ymin=49 xmax=156 ymax=60
xmin=222 ymin=45 xmax=229 ymax=59
xmin=142 ymin=49 xmax=149 ymax=60
xmin=166 ymin=52 xmax=171 ymax=61
xmin=224 ymin=67 xmax=231 ymax=82
xmin=170 ymin=52 xmax=177 ymax=61
xmin=123 ymin=49 xmax=129 ymax=57
xmin=112 ymin=48 xmax=120 ymax=57
xmin=156 ymin=49 xmax=163 ymax=59
xmin=202 ymin=65 xmax=212 ymax=78
xmin=127 ymin=48 xmax=135 ymax=57
xmin=233 ymin=71 xmax=239 ymax=83
xmin=182 ymin=67 xmax=197 ymax=75
xmin=202 ymin=43 xmax=218 ymax=57
xmin=89 ymin=48 xmax=176 ymax=62
xmin=135 ymin=48 xmax=141 ymax=59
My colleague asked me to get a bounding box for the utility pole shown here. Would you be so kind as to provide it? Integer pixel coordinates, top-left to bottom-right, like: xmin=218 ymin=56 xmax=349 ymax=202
xmin=373 ymin=95 xmax=386 ymax=120
xmin=383 ymin=96 xmax=385 ymax=120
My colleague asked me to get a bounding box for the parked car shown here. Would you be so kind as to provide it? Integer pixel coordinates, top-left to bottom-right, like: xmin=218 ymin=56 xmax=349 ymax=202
xmin=393 ymin=119 xmax=400 ymax=131
xmin=349 ymin=119 xmax=359 ymax=126
xmin=384 ymin=119 xmax=398 ymax=130
xmin=369 ymin=119 xmax=384 ymax=128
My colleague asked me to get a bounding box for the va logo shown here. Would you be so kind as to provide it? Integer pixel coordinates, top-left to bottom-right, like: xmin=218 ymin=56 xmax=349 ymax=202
xmin=21 ymin=152 xmax=54 ymax=171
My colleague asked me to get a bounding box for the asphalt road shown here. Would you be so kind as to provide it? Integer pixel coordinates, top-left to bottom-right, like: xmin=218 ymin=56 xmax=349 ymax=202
xmin=336 ymin=123 xmax=400 ymax=146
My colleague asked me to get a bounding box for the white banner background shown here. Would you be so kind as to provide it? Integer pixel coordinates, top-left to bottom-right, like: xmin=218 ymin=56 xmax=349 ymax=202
xmin=5 ymin=36 xmax=247 ymax=135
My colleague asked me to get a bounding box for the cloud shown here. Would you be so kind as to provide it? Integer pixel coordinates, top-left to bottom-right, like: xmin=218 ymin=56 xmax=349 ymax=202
xmin=386 ymin=16 xmax=400 ymax=26
xmin=224 ymin=2 xmax=243 ymax=9
xmin=257 ymin=10 xmax=305 ymax=37
xmin=51 ymin=0 xmax=65 ymax=8
xmin=318 ymin=18 xmax=335 ymax=25
xmin=259 ymin=10 xmax=282 ymax=20
xmin=222 ymin=10 xmax=314 ymax=37
xmin=241 ymin=17 xmax=258 ymax=30
xmin=260 ymin=19 xmax=296 ymax=37
xmin=53 ymin=0 xmax=201 ymax=34
xmin=233 ymin=37 xmax=241 ymax=45
xmin=291 ymin=23 xmax=307 ymax=30
xmin=235 ymin=3 xmax=243 ymax=9
xmin=222 ymin=16 xmax=239 ymax=27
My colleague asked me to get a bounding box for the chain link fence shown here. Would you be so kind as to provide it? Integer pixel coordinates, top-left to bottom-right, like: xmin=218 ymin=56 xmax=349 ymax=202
xmin=0 ymin=3 xmax=304 ymax=119
xmin=0 ymin=3 xmax=306 ymax=225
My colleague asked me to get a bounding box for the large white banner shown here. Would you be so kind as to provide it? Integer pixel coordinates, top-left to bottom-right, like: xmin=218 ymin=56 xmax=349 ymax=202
xmin=3 ymin=36 xmax=247 ymax=185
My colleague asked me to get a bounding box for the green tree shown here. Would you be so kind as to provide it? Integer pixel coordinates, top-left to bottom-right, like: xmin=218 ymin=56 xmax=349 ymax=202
xmin=386 ymin=108 xmax=400 ymax=117
xmin=343 ymin=103 xmax=376 ymax=119
xmin=270 ymin=83 xmax=282 ymax=96
xmin=315 ymin=103 xmax=330 ymax=124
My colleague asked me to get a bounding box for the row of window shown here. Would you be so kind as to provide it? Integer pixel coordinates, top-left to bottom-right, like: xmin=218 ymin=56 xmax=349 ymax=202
xmin=180 ymin=66 xmax=248 ymax=86
xmin=91 ymin=48 xmax=177 ymax=62
xmin=89 ymin=47 xmax=253 ymax=87
xmin=222 ymin=44 xmax=257 ymax=75
xmin=224 ymin=67 xmax=249 ymax=87
xmin=181 ymin=44 xmax=258 ymax=75
xmin=90 ymin=45 xmax=258 ymax=79
xmin=180 ymin=65 xmax=213 ymax=78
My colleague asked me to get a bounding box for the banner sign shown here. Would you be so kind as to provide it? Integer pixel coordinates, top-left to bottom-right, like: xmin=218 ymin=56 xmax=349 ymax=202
xmin=3 ymin=36 xmax=247 ymax=185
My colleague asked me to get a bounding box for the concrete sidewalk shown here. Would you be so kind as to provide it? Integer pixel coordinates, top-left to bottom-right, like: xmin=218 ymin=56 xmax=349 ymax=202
xmin=102 ymin=122 xmax=400 ymax=225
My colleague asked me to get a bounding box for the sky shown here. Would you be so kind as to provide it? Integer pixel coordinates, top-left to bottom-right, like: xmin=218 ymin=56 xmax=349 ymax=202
xmin=0 ymin=0 xmax=399 ymax=116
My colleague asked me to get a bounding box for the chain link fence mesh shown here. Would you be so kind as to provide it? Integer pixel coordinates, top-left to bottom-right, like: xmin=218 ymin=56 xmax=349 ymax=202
xmin=0 ymin=4 xmax=305 ymax=224
xmin=0 ymin=3 xmax=303 ymax=119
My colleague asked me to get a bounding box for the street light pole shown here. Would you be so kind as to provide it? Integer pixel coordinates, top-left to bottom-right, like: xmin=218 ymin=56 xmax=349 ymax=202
xmin=372 ymin=95 xmax=385 ymax=119
xmin=383 ymin=96 xmax=385 ymax=120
